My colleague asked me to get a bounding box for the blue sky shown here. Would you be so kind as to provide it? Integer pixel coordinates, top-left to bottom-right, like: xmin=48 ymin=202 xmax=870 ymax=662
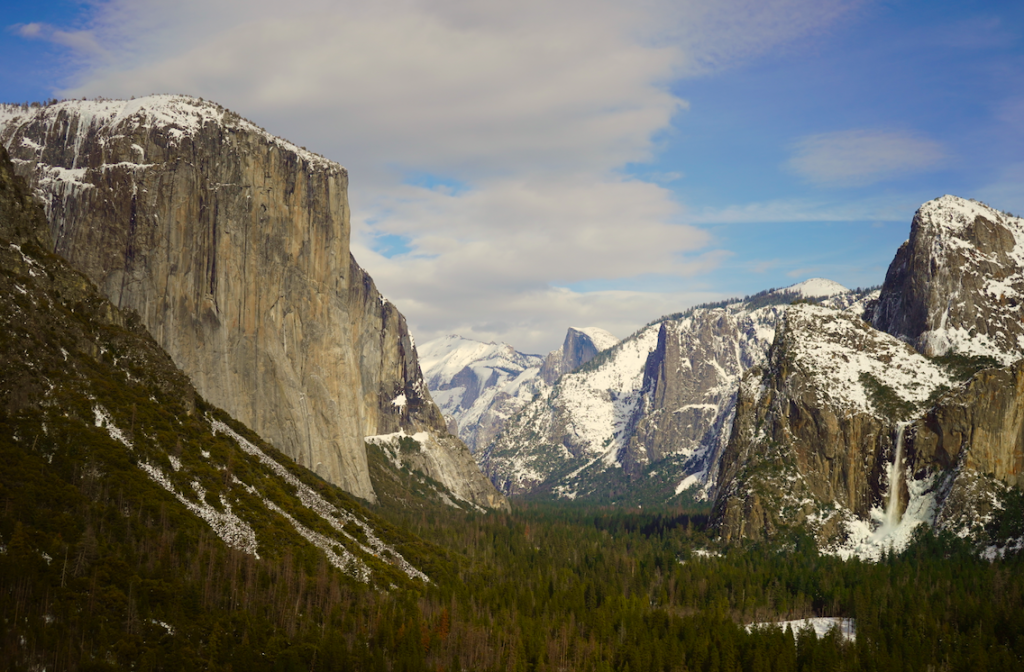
xmin=2 ymin=0 xmax=1022 ymax=352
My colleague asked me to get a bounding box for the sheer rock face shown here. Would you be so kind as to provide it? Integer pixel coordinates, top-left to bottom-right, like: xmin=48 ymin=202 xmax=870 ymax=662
xmin=0 ymin=97 xmax=502 ymax=508
xmin=713 ymin=303 xmax=1024 ymax=547
xmin=621 ymin=309 xmax=776 ymax=478
xmin=908 ymin=362 xmax=1024 ymax=489
xmin=871 ymin=195 xmax=1024 ymax=363
xmin=539 ymin=327 xmax=615 ymax=385
xmin=0 ymin=146 xmax=49 ymax=249
xmin=712 ymin=306 xmax=953 ymax=544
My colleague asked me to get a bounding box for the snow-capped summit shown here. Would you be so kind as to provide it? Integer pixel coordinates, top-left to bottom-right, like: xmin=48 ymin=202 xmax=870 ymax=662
xmin=872 ymin=195 xmax=1024 ymax=364
xmin=783 ymin=278 xmax=850 ymax=298
xmin=419 ymin=335 xmax=546 ymax=454
xmin=420 ymin=326 xmax=620 ymax=455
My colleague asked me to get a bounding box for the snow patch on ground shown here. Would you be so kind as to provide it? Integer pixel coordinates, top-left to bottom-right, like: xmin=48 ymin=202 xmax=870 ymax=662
xmin=93 ymin=406 xmax=133 ymax=450
xmin=746 ymin=618 xmax=857 ymax=642
xmin=214 ymin=421 xmax=429 ymax=583
xmin=138 ymin=460 xmax=260 ymax=557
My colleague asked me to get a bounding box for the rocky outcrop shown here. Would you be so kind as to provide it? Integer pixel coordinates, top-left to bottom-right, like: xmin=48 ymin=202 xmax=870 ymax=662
xmin=908 ymin=361 xmax=1024 ymax=487
xmin=621 ymin=308 xmax=776 ymax=478
xmin=538 ymin=327 xmax=617 ymax=384
xmin=712 ymin=305 xmax=954 ymax=544
xmin=0 ymin=96 xmax=504 ymax=508
xmin=0 ymin=146 xmax=49 ymax=249
xmin=872 ymin=195 xmax=1024 ymax=363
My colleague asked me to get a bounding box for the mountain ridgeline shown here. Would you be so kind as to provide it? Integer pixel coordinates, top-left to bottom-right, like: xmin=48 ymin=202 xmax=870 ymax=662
xmin=419 ymin=326 xmax=618 ymax=456
xmin=471 ymin=279 xmax=862 ymax=505
xmin=436 ymin=200 xmax=1024 ymax=556
xmin=0 ymin=96 xmax=503 ymax=511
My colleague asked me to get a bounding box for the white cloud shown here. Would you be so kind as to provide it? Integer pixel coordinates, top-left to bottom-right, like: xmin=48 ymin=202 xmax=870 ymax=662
xmin=689 ymin=195 xmax=913 ymax=224
xmin=788 ymin=129 xmax=946 ymax=187
xmin=351 ymin=176 xmax=728 ymax=351
xmin=14 ymin=22 xmax=107 ymax=59
xmin=29 ymin=0 xmax=861 ymax=351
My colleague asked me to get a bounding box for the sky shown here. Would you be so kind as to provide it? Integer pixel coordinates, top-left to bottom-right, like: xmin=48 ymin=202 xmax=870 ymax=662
xmin=2 ymin=0 xmax=1022 ymax=354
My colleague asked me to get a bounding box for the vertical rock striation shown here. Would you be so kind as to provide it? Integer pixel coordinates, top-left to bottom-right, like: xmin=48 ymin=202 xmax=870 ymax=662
xmin=621 ymin=308 xmax=777 ymax=480
xmin=711 ymin=305 xmax=954 ymax=545
xmin=871 ymin=195 xmax=1024 ymax=363
xmin=0 ymin=96 xmax=503 ymax=507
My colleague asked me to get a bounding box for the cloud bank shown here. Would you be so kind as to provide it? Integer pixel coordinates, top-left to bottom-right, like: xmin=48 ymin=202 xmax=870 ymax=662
xmin=26 ymin=0 xmax=860 ymax=352
xmin=788 ymin=129 xmax=946 ymax=188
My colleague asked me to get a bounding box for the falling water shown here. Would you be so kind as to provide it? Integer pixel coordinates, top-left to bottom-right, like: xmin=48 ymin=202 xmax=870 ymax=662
xmin=885 ymin=423 xmax=908 ymax=528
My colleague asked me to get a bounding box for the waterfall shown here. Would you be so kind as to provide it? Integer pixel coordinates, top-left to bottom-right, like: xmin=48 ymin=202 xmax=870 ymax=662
xmin=885 ymin=423 xmax=907 ymax=528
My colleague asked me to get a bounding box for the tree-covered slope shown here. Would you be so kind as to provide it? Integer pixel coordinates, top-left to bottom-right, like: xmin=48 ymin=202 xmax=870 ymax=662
xmin=0 ymin=144 xmax=454 ymax=669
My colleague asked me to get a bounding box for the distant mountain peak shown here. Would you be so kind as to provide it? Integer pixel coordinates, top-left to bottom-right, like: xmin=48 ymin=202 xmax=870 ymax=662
xmin=781 ymin=278 xmax=850 ymax=298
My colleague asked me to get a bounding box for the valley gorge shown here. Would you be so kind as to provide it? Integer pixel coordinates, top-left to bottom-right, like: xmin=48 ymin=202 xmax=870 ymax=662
xmin=2 ymin=95 xmax=1023 ymax=671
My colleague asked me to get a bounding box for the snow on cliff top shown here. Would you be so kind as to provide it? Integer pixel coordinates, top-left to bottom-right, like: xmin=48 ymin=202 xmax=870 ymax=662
xmin=916 ymin=195 xmax=1020 ymax=235
xmin=782 ymin=278 xmax=850 ymax=298
xmin=570 ymin=326 xmax=619 ymax=351
xmin=0 ymin=95 xmax=342 ymax=173
xmin=783 ymin=304 xmax=953 ymax=417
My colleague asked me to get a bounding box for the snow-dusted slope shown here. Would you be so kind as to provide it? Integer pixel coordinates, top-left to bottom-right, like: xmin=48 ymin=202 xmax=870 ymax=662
xmin=786 ymin=278 xmax=850 ymax=298
xmin=483 ymin=324 xmax=660 ymax=497
xmin=419 ymin=335 xmax=546 ymax=453
xmin=420 ymin=327 xmax=619 ymax=456
xmin=483 ymin=284 xmax=870 ymax=503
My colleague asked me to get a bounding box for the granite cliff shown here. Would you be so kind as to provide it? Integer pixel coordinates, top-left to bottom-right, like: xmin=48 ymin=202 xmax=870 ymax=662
xmin=620 ymin=307 xmax=778 ymax=481
xmin=0 ymin=96 xmax=503 ymax=509
xmin=713 ymin=197 xmax=1024 ymax=556
xmin=871 ymin=196 xmax=1024 ymax=363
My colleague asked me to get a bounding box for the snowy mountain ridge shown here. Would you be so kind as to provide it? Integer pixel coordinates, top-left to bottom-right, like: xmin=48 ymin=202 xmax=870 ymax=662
xmin=477 ymin=280 xmax=872 ymax=504
xmin=419 ymin=327 xmax=617 ymax=456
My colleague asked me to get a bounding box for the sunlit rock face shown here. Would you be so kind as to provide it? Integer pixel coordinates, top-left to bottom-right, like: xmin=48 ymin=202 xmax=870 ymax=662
xmin=620 ymin=308 xmax=778 ymax=479
xmin=711 ymin=305 xmax=954 ymax=544
xmin=872 ymin=195 xmax=1024 ymax=363
xmin=538 ymin=327 xmax=618 ymax=385
xmin=714 ymin=196 xmax=1024 ymax=554
xmin=0 ymin=96 xmax=504 ymax=509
